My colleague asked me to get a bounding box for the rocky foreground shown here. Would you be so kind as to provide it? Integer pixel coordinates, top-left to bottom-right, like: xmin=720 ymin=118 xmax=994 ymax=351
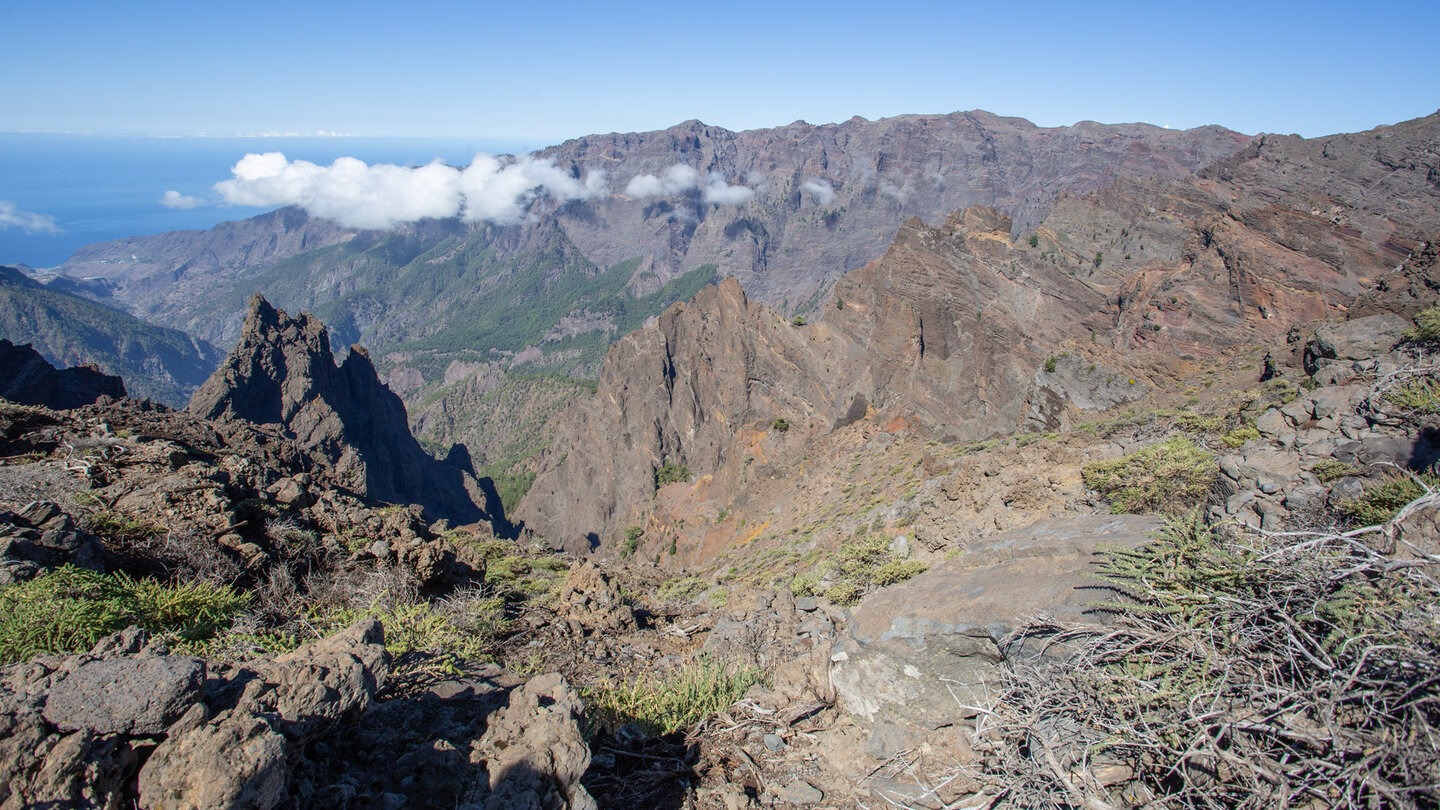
xmin=0 ymin=260 xmax=1438 ymax=807
xmin=1 ymin=110 xmax=1438 ymax=808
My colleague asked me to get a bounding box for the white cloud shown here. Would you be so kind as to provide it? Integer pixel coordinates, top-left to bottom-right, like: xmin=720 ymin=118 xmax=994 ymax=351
xmin=702 ymin=172 xmax=754 ymax=205
xmin=879 ymin=179 xmax=908 ymax=201
xmin=625 ymin=164 xmax=700 ymax=198
xmin=624 ymin=165 xmax=753 ymax=206
xmin=0 ymin=200 xmax=61 ymax=234
xmin=212 ymin=152 xmax=604 ymax=229
xmin=160 ymin=190 xmax=205 ymax=209
xmin=803 ymin=179 xmax=835 ymax=206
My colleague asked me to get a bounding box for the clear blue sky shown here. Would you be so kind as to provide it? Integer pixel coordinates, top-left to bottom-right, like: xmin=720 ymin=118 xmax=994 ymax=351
xmin=2 ymin=0 xmax=1437 ymax=141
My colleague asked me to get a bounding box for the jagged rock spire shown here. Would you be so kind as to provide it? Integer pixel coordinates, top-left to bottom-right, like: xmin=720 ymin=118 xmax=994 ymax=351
xmin=190 ymin=294 xmax=491 ymax=525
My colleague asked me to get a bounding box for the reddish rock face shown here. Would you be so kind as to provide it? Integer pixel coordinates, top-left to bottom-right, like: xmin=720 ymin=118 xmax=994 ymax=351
xmin=516 ymin=209 xmax=1142 ymax=552
xmin=518 ymin=115 xmax=1440 ymax=554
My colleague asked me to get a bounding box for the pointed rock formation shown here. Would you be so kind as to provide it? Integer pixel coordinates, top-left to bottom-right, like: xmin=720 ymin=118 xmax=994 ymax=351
xmin=189 ymin=295 xmax=491 ymax=525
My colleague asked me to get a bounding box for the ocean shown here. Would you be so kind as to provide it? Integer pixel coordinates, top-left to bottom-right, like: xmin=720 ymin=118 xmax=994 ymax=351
xmin=0 ymin=134 xmax=544 ymax=269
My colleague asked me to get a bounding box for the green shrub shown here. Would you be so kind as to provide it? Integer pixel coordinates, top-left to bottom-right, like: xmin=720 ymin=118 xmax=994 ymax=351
xmin=771 ymin=417 xmax=790 ymax=432
xmin=585 ymin=656 xmax=762 ymax=736
xmin=1384 ymin=376 xmax=1440 ymax=415
xmin=1338 ymin=472 xmax=1440 ymax=526
xmin=1081 ymin=437 xmax=1215 ymax=514
xmin=1028 ymin=233 xmax=1040 ymax=248
xmin=1311 ymin=459 xmax=1359 ymax=483
xmin=872 ymin=559 xmax=928 ymax=586
xmin=655 ymin=463 xmax=692 ymax=488
xmin=1043 ymin=356 xmax=1058 ymax=373
xmin=789 ymin=573 xmax=820 ymax=597
xmin=791 ymin=316 xmax=806 ymax=326
xmin=311 ymin=591 xmax=509 ymax=663
xmin=620 ymin=526 xmax=642 ymax=557
xmin=657 ymin=576 xmax=707 ymax=603
xmin=824 ymin=582 xmax=863 ymax=606
xmin=85 ymin=510 xmax=162 ymax=542
xmin=0 ymin=566 xmax=250 ymax=664
xmin=1406 ymin=306 xmax=1440 ymax=341
xmin=1221 ymin=424 xmax=1261 ymax=448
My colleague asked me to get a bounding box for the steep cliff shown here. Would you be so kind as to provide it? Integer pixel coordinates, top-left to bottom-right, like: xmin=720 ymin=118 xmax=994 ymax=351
xmin=516 ymin=109 xmax=1440 ymax=552
xmin=515 ymin=209 xmax=1149 ymax=551
xmin=189 ymin=295 xmax=494 ymax=525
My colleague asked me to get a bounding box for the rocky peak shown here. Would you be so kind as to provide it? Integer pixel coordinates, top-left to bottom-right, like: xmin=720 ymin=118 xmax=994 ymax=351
xmin=189 ymin=294 xmax=493 ymax=525
xmin=0 ymin=340 xmax=126 ymax=409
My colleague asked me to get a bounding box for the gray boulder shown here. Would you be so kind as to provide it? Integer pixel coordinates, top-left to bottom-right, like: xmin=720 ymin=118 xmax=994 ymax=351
xmin=1304 ymin=314 xmax=1408 ymax=375
xmin=832 ymin=514 xmax=1160 ymax=731
xmin=44 ymin=656 xmax=204 ymax=735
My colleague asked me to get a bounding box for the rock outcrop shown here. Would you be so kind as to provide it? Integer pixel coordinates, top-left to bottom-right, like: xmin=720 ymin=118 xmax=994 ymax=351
xmin=516 ymin=210 xmax=1150 ymax=551
xmin=519 ymin=111 xmax=1440 ymax=554
xmin=831 ymin=514 xmax=1160 ymax=733
xmin=1 ymin=619 xmax=599 ymax=810
xmin=0 ymin=339 xmax=125 ymax=409
xmin=189 ymin=295 xmax=494 ymax=525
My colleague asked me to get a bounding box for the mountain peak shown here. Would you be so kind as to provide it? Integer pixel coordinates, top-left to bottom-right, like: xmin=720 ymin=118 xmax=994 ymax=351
xmin=190 ymin=296 xmax=494 ymax=525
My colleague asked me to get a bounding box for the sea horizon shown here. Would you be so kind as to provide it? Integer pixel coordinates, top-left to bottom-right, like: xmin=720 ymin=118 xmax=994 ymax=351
xmin=0 ymin=133 xmax=546 ymax=268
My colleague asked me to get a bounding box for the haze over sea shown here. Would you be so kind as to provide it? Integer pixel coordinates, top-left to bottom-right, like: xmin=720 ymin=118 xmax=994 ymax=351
xmin=0 ymin=134 xmax=542 ymax=269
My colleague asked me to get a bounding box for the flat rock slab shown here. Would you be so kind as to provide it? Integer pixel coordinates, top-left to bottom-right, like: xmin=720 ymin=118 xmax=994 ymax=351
xmin=45 ymin=655 xmax=205 ymax=735
xmin=833 ymin=514 xmax=1160 ymax=728
xmin=849 ymin=513 xmax=1162 ymax=643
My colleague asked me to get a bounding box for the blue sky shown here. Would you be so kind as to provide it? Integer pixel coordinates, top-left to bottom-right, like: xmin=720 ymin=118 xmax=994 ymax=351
xmin=3 ymin=0 xmax=1437 ymax=141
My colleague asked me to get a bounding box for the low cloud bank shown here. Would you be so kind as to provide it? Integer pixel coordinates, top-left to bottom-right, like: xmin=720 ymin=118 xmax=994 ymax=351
xmin=160 ymin=190 xmax=205 ymax=210
xmin=213 ymin=152 xmax=605 ymax=229
xmin=625 ymin=165 xmax=754 ymax=205
xmin=803 ymin=179 xmax=835 ymax=206
xmin=0 ymin=200 xmax=61 ymax=234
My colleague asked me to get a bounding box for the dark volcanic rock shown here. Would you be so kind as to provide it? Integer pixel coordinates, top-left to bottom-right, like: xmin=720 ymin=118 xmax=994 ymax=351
xmin=0 ymin=339 xmax=126 ymax=409
xmin=44 ymin=656 xmax=205 ymax=735
xmin=189 ymin=295 xmax=491 ymax=525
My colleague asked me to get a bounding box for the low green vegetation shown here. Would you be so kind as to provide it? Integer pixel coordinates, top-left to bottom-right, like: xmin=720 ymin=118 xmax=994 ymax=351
xmin=770 ymin=417 xmax=790 ymax=432
xmin=655 ymin=462 xmax=692 ymax=488
xmin=1384 ymin=375 xmax=1440 ymax=415
xmin=0 ymin=566 xmax=250 ymax=664
xmin=1406 ymin=305 xmax=1440 ymax=341
xmin=1337 ymin=472 xmax=1440 ymax=526
xmin=1220 ymin=423 xmax=1260 ymax=448
xmin=807 ymin=535 xmax=929 ymax=606
xmin=310 ymin=592 xmax=510 ymax=666
xmin=1081 ymin=437 xmax=1215 ymax=514
xmin=1311 ymin=459 xmax=1359 ymax=483
xmin=584 ymin=657 xmax=763 ymax=737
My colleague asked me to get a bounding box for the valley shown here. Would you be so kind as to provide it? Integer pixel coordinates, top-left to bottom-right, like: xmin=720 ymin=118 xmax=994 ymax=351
xmin=0 ymin=108 xmax=1438 ymax=808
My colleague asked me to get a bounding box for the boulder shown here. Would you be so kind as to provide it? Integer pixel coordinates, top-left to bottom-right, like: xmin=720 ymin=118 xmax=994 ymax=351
xmin=1303 ymin=314 xmax=1408 ymax=375
xmin=139 ymin=619 xmax=390 ymax=809
xmin=474 ymin=672 xmax=596 ymax=810
xmin=557 ymin=561 xmax=636 ymax=635
xmin=44 ymin=656 xmax=204 ymax=735
xmin=832 ymin=515 xmax=1160 ymax=731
